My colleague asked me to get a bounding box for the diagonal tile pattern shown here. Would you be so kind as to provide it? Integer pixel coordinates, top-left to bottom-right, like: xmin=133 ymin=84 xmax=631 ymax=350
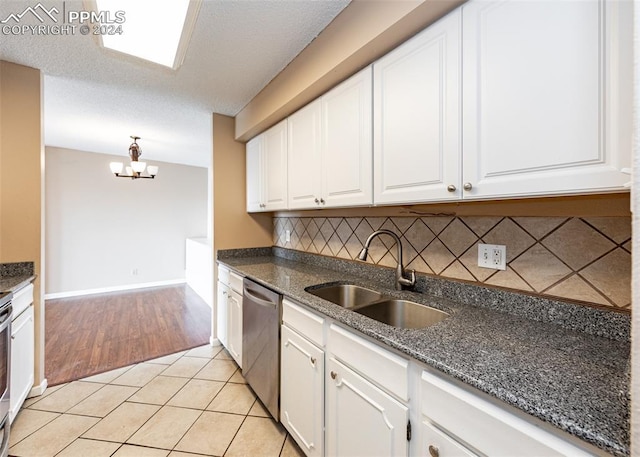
xmin=274 ymin=215 xmax=632 ymax=309
xmin=10 ymin=346 xmax=305 ymax=457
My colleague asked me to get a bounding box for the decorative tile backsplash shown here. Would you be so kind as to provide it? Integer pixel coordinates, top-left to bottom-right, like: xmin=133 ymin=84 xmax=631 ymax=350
xmin=273 ymin=216 xmax=631 ymax=309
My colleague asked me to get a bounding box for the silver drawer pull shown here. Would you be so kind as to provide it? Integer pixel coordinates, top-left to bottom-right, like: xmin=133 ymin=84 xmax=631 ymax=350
xmin=310 ymin=356 xmax=316 ymax=365
xmin=330 ymin=371 xmax=337 ymax=380
xmin=428 ymin=445 xmax=439 ymax=457
xmin=447 ymin=184 xmax=456 ymax=192
xmin=463 ymin=182 xmax=473 ymax=191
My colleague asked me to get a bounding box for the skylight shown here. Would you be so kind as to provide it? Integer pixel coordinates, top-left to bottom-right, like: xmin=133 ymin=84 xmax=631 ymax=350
xmin=96 ymin=0 xmax=199 ymax=69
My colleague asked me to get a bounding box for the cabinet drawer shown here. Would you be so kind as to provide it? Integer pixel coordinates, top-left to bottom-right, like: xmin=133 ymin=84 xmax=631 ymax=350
xmin=218 ymin=265 xmax=230 ymax=285
xmin=283 ymin=299 xmax=324 ymax=347
xmin=329 ymin=324 xmax=408 ymax=401
xmin=421 ymin=370 xmax=592 ymax=456
xmin=421 ymin=421 xmax=477 ymax=457
xmin=229 ymin=271 xmax=243 ymax=293
xmin=12 ymin=283 xmax=34 ymax=318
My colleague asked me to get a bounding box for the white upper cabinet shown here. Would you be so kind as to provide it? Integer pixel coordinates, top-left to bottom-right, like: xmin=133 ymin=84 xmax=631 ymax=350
xmin=288 ymin=67 xmax=373 ymax=209
xmin=288 ymin=100 xmax=323 ymax=209
xmin=461 ymin=0 xmax=631 ymax=199
xmin=321 ymin=67 xmax=373 ymax=208
xmin=246 ymin=119 xmax=288 ymax=212
xmin=246 ymin=137 xmax=262 ymax=212
xmin=374 ymin=9 xmax=461 ymax=205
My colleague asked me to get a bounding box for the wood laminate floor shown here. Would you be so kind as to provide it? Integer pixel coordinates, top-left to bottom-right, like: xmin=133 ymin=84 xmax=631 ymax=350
xmin=45 ymin=285 xmax=211 ymax=386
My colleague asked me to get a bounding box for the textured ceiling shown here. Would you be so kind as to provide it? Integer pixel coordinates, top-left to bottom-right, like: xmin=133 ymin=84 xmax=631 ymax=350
xmin=0 ymin=0 xmax=350 ymax=167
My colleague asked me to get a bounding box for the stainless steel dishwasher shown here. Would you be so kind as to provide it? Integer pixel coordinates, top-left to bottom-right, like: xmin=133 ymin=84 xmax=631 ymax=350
xmin=242 ymin=278 xmax=282 ymax=421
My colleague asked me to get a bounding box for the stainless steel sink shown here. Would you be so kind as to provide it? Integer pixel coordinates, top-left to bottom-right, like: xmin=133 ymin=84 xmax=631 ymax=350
xmin=305 ymin=284 xmax=383 ymax=308
xmin=354 ymin=299 xmax=449 ymax=329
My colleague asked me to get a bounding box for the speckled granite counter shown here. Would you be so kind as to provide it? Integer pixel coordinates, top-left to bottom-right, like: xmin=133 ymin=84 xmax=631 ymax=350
xmin=0 ymin=262 xmax=35 ymax=293
xmin=218 ymin=248 xmax=630 ymax=456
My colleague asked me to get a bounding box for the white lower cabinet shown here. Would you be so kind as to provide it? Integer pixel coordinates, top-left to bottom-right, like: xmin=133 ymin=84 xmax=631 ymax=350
xmin=216 ymin=266 xmax=243 ymax=368
xmin=326 ymin=357 xmax=409 ymax=457
xmin=281 ymin=325 xmax=324 ymax=457
xmin=419 ymin=370 xmax=594 ymax=456
xmin=226 ymin=287 xmax=242 ymax=367
xmin=10 ymin=284 xmax=35 ymax=423
xmin=278 ymin=297 xmax=600 ymax=457
xmin=215 ymin=281 xmax=229 ymax=348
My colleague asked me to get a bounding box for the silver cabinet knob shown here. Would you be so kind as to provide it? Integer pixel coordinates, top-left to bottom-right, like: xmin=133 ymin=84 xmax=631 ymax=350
xmin=463 ymin=182 xmax=473 ymax=191
xmin=314 ymin=198 xmax=319 ymax=204
xmin=310 ymin=356 xmax=316 ymax=365
xmin=428 ymin=445 xmax=439 ymax=457
xmin=330 ymin=371 xmax=337 ymax=380
xmin=447 ymin=185 xmax=456 ymax=192
xmin=320 ymin=198 xmax=325 ymax=204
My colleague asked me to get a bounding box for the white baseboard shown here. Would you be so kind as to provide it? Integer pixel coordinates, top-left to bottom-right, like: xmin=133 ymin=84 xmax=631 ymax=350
xmin=44 ymin=279 xmax=187 ymax=300
xmin=210 ymin=336 xmax=221 ymax=346
xmin=28 ymin=378 xmax=48 ymax=398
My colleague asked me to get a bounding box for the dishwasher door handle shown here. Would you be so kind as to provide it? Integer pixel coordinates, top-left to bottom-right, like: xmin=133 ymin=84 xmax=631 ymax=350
xmin=243 ymin=286 xmax=277 ymax=309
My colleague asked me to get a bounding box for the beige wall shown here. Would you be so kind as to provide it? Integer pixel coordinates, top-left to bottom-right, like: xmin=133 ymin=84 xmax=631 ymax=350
xmin=213 ymin=114 xmax=271 ymax=252
xmin=0 ymin=61 xmax=45 ymax=388
xmin=235 ymin=0 xmax=465 ymax=141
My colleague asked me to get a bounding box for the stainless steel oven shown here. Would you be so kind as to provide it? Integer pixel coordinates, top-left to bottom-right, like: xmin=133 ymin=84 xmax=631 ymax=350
xmin=0 ymin=292 xmax=12 ymax=457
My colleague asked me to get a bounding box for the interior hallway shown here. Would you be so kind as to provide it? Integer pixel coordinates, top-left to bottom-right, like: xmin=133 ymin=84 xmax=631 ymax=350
xmin=45 ymin=285 xmax=212 ymax=386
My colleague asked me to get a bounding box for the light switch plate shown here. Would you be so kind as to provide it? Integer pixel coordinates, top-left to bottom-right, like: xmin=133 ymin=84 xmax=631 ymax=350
xmin=285 ymin=230 xmax=291 ymax=242
xmin=478 ymin=244 xmax=506 ymax=270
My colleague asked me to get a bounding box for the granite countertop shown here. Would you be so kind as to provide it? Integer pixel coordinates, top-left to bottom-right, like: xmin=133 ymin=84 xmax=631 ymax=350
xmin=0 ymin=262 xmax=35 ymax=293
xmin=219 ymin=249 xmax=630 ymax=457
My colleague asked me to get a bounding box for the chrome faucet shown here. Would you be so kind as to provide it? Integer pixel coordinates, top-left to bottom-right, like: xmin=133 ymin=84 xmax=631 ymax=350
xmin=357 ymin=229 xmax=416 ymax=291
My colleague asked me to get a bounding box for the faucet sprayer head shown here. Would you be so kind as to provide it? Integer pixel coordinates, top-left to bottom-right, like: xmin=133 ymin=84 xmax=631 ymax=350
xmin=357 ymin=247 xmax=369 ymax=261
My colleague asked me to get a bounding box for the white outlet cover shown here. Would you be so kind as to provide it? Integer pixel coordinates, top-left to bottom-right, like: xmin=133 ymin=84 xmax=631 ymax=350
xmin=478 ymin=244 xmax=507 ymax=270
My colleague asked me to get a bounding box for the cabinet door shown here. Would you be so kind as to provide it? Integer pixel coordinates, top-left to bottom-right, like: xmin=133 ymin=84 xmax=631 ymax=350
xmin=462 ymin=0 xmax=630 ymax=199
xmin=246 ymin=136 xmax=263 ymax=212
xmin=326 ymin=357 xmax=408 ymax=457
xmin=288 ymin=100 xmax=323 ymax=210
xmin=10 ymin=306 xmax=34 ymax=422
xmin=281 ymin=325 xmax=324 ymax=457
xmin=374 ymin=10 xmax=461 ymax=205
xmin=216 ymin=281 xmax=229 ymax=348
xmin=321 ymin=67 xmax=373 ymax=208
xmin=227 ymin=289 xmax=243 ymax=368
xmin=263 ymin=119 xmax=289 ymax=211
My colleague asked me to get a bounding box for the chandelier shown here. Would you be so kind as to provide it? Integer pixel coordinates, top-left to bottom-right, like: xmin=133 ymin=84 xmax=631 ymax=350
xmin=109 ymin=136 xmax=159 ymax=179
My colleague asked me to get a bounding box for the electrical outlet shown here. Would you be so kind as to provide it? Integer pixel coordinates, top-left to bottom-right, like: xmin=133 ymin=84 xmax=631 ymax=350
xmin=478 ymin=244 xmax=506 ymax=270
xmin=285 ymin=230 xmax=291 ymax=242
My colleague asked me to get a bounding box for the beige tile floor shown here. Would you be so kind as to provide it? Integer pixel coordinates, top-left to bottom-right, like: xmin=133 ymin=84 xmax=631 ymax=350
xmin=9 ymin=345 xmax=305 ymax=457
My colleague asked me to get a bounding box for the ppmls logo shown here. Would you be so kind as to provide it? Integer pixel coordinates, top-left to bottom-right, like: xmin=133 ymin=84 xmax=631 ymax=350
xmin=0 ymin=2 xmax=125 ymax=36
xmin=0 ymin=2 xmax=77 ymax=35
xmin=1 ymin=3 xmax=59 ymax=24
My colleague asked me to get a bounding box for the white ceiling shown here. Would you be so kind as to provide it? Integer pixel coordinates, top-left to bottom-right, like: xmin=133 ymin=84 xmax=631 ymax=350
xmin=0 ymin=0 xmax=350 ymax=167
